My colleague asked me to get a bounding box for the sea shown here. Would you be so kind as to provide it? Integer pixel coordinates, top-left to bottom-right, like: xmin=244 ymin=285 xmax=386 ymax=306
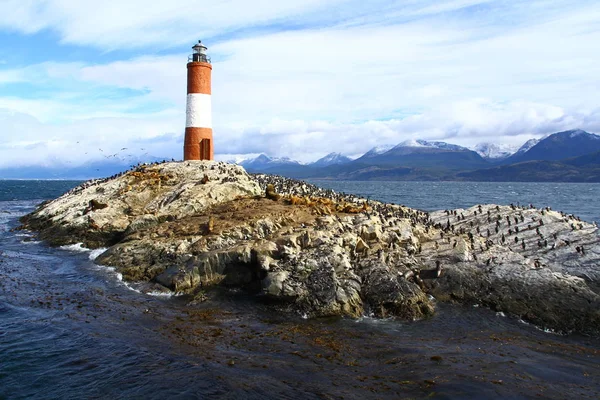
xmin=1 ymin=180 xmax=599 ymax=400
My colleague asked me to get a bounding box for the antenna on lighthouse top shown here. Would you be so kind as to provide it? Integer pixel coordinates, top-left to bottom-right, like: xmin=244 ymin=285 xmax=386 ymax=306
xmin=189 ymin=40 xmax=210 ymax=63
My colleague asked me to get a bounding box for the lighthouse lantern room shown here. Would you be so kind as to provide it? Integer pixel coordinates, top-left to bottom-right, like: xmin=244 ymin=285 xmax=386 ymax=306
xmin=190 ymin=41 xmax=210 ymax=63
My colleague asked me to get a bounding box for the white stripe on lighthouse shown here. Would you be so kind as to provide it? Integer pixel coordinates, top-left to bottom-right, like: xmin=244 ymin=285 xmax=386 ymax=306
xmin=185 ymin=93 xmax=212 ymax=128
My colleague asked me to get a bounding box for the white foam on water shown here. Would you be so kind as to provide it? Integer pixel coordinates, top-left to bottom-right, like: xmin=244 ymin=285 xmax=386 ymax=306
xmin=496 ymin=311 xmax=506 ymax=317
xmin=121 ymin=281 xmax=140 ymax=293
xmin=92 ymin=262 xmax=179 ymax=298
xmin=534 ymin=325 xmax=564 ymax=335
xmin=92 ymin=263 xmax=122 ymax=281
xmin=58 ymin=243 xmax=176 ymax=299
xmin=59 ymin=243 xmax=107 ymax=262
xmin=145 ymin=291 xmax=177 ymax=298
xmin=89 ymin=248 xmax=107 ymax=261
xmin=354 ymin=315 xmax=395 ymax=325
xmin=59 ymin=243 xmax=89 ymax=252
xmin=20 ymin=240 xmax=41 ymax=245
xmin=518 ymin=318 xmax=564 ymax=335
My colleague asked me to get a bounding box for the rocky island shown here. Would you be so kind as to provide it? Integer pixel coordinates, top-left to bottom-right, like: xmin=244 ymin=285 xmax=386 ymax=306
xmin=20 ymin=161 xmax=600 ymax=334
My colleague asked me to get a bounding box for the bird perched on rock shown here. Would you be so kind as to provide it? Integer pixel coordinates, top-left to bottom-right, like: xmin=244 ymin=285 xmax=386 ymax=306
xmin=435 ymin=260 xmax=443 ymax=277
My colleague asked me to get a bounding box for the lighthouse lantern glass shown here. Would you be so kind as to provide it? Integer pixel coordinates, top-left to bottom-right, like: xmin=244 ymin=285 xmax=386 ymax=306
xmin=189 ymin=42 xmax=210 ymax=63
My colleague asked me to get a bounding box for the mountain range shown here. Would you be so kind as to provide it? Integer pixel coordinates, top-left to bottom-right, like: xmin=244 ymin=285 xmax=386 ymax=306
xmin=237 ymin=129 xmax=600 ymax=182
xmin=2 ymin=129 xmax=599 ymax=182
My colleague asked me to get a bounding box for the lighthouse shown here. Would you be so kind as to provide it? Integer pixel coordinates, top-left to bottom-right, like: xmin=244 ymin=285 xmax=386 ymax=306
xmin=184 ymin=40 xmax=213 ymax=160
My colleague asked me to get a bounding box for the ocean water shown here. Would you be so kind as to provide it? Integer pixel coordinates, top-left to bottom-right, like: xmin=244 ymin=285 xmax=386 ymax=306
xmin=1 ymin=180 xmax=599 ymax=399
xmin=307 ymin=180 xmax=600 ymax=224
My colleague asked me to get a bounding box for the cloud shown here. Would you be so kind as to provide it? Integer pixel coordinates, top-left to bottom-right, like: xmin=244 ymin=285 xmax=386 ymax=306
xmin=0 ymin=0 xmax=599 ymax=168
xmin=79 ymin=56 xmax=184 ymax=105
xmin=6 ymin=1 xmax=586 ymax=51
xmin=1 ymin=98 xmax=599 ymax=167
xmin=0 ymin=68 xmax=25 ymax=84
xmin=213 ymin=100 xmax=600 ymax=163
xmin=0 ymin=108 xmax=183 ymax=167
xmin=0 ymin=0 xmax=347 ymax=50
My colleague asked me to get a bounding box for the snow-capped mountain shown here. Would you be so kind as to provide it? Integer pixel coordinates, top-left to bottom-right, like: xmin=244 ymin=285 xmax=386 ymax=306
xmin=239 ymin=154 xmax=302 ymax=172
xmin=310 ymin=152 xmax=352 ymax=167
xmin=224 ymin=154 xmax=256 ymax=165
xmin=360 ymin=144 xmax=395 ymax=158
xmin=353 ymin=138 xmax=488 ymax=170
xmin=212 ymin=129 xmax=600 ymax=181
xmin=392 ymin=139 xmax=468 ymax=152
xmin=502 ymin=130 xmax=600 ymax=165
xmin=472 ymin=143 xmax=518 ymax=160
xmin=514 ymin=138 xmax=540 ymax=155
xmin=566 ymin=128 xmax=595 ymax=139
xmin=358 ymin=140 xmax=469 ymax=161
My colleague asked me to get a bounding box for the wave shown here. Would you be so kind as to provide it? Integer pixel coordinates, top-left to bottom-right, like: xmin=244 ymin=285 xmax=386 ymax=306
xmin=518 ymin=318 xmax=564 ymax=335
xmin=91 ymin=261 xmax=179 ymax=299
xmin=146 ymin=290 xmax=178 ymax=298
xmin=58 ymin=242 xmax=179 ymax=299
xmin=20 ymin=240 xmax=41 ymax=245
xmin=58 ymin=243 xmax=107 ymax=261
xmin=92 ymin=264 xmax=123 ymax=282
xmin=89 ymin=248 xmax=107 ymax=261
xmin=59 ymin=243 xmax=90 ymax=252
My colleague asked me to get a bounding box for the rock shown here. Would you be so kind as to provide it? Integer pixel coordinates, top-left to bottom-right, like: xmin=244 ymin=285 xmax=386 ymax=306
xmin=355 ymin=237 xmax=370 ymax=253
xmin=263 ymin=271 xmax=289 ymax=296
xmin=125 ymin=214 xmax=159 ymax=235
xmin=361 ymin=262 xmax=434 ymax=319
xmin=20 ymin=161 xmax=261 ymax=248
xmin=452 ymin=237 xmax=472 ymax=262
xmin=360 ymin=221 xmax=382 ymax=242
xmin=19 ymin=165 xmax=600 ymax=334
xmin=155 ymin=265 xmax=201 ymax=292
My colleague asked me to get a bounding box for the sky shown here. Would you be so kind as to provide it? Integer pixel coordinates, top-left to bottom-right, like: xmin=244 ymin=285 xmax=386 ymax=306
xmin=0 ymin=0 xmax=599 ymax=167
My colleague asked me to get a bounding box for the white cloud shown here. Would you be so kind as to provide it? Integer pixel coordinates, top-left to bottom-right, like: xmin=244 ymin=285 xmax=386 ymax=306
xmin=212 ymin=100 xmax=599 ymax=163
xmin=0 ymin=69 xmax=25 ymax=84
xmin=0 ymin=0 xmax=348 ymax=50
xmin=1 ymin=99 xmax=599 ymax=167
xmin=0 ymin=108 xmax=184 ymax=167
xmin=78 ymin=56 xmax=185 ymax=106
xmin=0 ymin=0 xmax=599 ymax=168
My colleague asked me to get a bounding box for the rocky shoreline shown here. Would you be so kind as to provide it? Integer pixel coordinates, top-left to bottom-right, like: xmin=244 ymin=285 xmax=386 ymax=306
xmin=19 ymin=161 xmax=600 ymax=334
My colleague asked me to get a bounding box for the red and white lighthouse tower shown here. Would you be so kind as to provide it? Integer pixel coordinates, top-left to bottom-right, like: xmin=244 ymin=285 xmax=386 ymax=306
xmin=184 ymin=40 xmax=213 ymax=160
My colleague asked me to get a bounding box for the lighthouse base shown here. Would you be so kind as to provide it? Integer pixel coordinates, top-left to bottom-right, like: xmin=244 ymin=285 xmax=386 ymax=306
xmin=184 ymin=127 xmax=213 ymax=161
